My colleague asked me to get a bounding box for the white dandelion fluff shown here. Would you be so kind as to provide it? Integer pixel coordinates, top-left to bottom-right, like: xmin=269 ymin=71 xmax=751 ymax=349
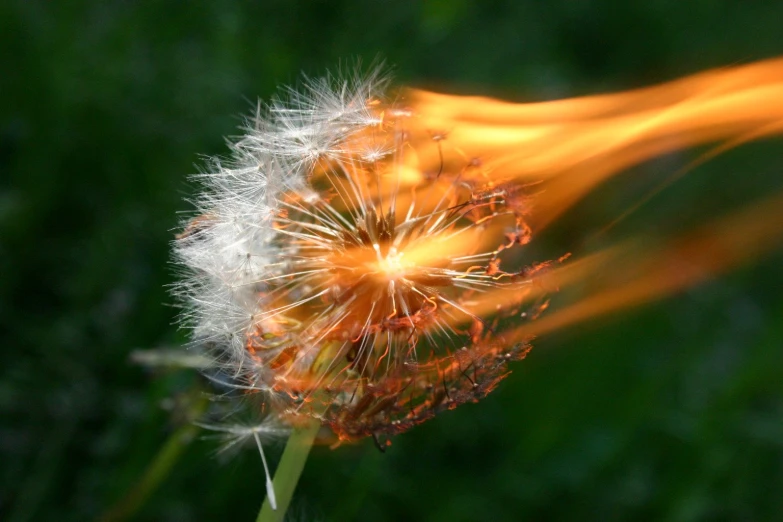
xmin=173 ymin=64 xmax=395 ymax=378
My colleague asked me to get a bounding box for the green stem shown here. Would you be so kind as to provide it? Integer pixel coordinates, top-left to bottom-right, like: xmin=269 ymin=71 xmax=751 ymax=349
xmin=256 ymin=419 xmax=320 ymax=522
xmin=100 ymin=421 xmax=200 ymax=522
xmin=100 ymin=390 xmax=207 ymax=522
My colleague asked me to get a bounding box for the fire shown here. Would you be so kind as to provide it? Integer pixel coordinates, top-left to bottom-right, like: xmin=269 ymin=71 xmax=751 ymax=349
xmin=516 ymin=188 xmax=783 ymax=338
xmin=176 ymin=58 xmax=783 ymax=447
xmin=398 ymin=58 xmax=783 ymax=340
xmin=407 ymin=57 xmax=783 ymax=229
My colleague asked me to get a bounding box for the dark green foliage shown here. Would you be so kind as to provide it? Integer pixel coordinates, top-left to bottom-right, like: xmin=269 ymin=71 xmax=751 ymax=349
xmin=1 ymin=2 xmax=782 ymax=520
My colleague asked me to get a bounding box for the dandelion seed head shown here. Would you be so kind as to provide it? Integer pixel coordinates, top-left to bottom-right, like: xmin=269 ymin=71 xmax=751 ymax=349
xmin=174 ymin=63 xmax=550 ymax=445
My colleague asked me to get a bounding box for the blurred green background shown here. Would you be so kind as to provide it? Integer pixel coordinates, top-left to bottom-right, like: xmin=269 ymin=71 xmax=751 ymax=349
xmin=2 ymin=1 xmax=783 ymax=521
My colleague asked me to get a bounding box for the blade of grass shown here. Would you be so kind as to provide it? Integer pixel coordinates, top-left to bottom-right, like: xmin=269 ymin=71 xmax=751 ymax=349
xmin=100 ymin=389 xmax=207 ymax=522
xmin=100 ymin=420 xmax=200 ymax=522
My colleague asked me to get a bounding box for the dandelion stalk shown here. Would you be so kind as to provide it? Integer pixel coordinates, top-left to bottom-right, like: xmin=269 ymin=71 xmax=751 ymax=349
xmin=256 ymin=419 xmax=320 ymax=522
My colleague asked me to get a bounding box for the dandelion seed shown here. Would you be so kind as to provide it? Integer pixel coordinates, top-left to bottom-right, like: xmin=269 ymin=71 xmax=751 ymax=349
xmin=253 ymin=430 xmax=277 ymax=510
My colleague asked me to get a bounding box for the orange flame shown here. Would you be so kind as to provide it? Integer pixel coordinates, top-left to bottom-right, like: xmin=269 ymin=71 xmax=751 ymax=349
xmin=513 ymin=189 xmax=783 ymax=339
xmin=407 ymin=57 xmax=783 ymax=229
xmin=394 ymin=58 xmax=783 ymax=345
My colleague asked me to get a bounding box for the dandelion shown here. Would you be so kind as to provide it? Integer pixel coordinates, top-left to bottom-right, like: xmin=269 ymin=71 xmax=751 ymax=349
xmin=174 ymin=65 xmax=556 ymax=519
xmin=173 ymin=64 xmax=550 ymax=447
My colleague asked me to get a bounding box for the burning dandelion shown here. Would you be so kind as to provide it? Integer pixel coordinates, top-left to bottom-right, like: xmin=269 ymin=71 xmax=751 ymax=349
xmin=174 ymin=65 xmax=549 ymax=449
xmin=173 ymin=59 xmax=783 ymax=514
